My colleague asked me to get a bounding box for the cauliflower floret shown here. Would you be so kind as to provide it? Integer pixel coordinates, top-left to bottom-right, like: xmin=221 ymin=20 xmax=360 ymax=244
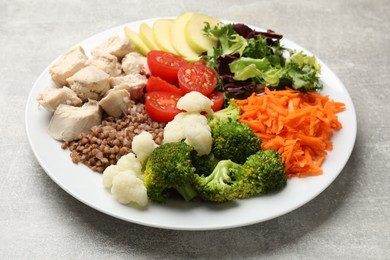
xmin=163 ymin=112 xmax=212 ymax=155
xmin=102 ymin=152 xmax=148 ymax=207
xmin=102 ymin=164 xmax=121 ymax=189
xmin=116 ymin=152 xmax=143 ymax=177
xmin=183 ymin=123 xmax=212 ymax=155
xmin=102 ymin=153 xmax=142 ymax=188
xmin=111 ymin=170 xmax=148 ymax=207
xmin=176 ymin=91 xmax=213 ymax=115
xmin=132 ymin=131 xmax=159 ymax=166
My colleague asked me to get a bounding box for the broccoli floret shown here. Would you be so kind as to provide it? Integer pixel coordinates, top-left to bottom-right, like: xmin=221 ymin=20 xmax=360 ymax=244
xmin=207 ymin=101 xmax=241 ymax=128
xmin=211 ymin=120 xmax=262 ymax=164
xmin=191 ymin=152 xmax=219 ymax=177
xmin=194 ymin=150 xmax=287 ymax=202
xmin=144 ymin=142 xmax=198 ymax=203
xmin=241 ymin=149 xmax=287 ymax=197
xmin=194 ymin=160 xmax=248 ymax=202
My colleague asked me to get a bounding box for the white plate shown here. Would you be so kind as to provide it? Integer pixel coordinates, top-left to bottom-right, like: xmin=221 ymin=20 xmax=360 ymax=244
xmin=25 ymin=18 xmax=357 ymax=230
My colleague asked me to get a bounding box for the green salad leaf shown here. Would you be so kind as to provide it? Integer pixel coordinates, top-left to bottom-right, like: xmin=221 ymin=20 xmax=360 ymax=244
xmin=203 ymin=23 xmax=323 ymax=97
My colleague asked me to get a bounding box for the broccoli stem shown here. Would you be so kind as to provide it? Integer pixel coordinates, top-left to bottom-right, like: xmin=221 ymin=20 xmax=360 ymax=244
xmin=176 ymin=184 xmax=198 ymax=202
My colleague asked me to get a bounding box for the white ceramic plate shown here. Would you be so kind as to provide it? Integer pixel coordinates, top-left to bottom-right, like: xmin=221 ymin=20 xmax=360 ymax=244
xmin=25 ymin=18 xmax=357 ymax=230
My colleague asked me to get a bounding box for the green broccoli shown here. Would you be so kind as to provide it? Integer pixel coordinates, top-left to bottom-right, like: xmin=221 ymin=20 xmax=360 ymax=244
xmin=240 ymin=149 xmax=287 ymax=197
xmin=194 ymin=159 xmax=248 ymax=202
xmin=211 ymin=120 xmax=262 ymax=164
xmin=190 ymin=152 xmax=219 ymax=177
xmin=144 ymin=142 xmax=198 ymax=203
xmin=194 ymin=150 xmax=287 ymax=202
xmin=207 ymin=101 xmax=241 ymax=128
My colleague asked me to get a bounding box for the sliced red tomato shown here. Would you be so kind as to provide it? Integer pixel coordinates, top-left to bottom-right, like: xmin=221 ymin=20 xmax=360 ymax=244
xmin=147 ymin=50 xmax=189 ymax=83
xmin=145 ymin=91 xmax=182 ymax=123
xmin=178 ymin=62 xmax=218 ymax=96
xmin=209 ymin=91 xmax=225 ymax=111
xmin=146 ymin=76 xmax=183 ymax=96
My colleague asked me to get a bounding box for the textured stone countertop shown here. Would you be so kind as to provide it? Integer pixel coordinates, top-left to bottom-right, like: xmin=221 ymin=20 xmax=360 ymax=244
xmin=1 ymin=0 xmax=389 ymax=259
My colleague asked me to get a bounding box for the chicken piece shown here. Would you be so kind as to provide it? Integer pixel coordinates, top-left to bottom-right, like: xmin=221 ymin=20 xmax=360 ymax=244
xmin=49 ymin=46 xmax=88 ymax=87
xmin=99 ymin=89 xmax=131 ymax=118
xmin=36 ymin=87 xmax=82 ymax=113
xmin=87 ymin=51 xmax=122 ymax=77
xmin=47 ymin=100 xmax=102 ymax=141
xmin=109 ymin=74 xmax=147 ymax=100
xmin=121 ymin=52 xmax=150 ymax=76
xmin=67 ymin=66 xmax=110 ymax=101
xmin=91 ymin=36 xmax=135 ymax=60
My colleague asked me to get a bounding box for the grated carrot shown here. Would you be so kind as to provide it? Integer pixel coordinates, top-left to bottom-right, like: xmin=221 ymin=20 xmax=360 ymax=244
xmin=237 ymin=87 xmax=345 ymax=178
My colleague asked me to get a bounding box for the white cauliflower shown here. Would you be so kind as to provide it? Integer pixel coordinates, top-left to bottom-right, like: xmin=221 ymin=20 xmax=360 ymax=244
xmin=116 ymin=151 xmax=143 ymax=177
xmin=163 ymin=112 xmax=212 ymax=155
xmin=176 ymin=91 xmax=214 ymax=115
xmin=111 ymin=170 xmax=148 ymax=207
xmin=102 ymin=152 xmax=148 ymax=207
xmin=132 ymin=131 xmax=159 ymax=166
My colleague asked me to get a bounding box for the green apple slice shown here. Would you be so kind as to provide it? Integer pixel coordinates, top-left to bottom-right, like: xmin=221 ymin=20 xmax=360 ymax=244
xmin=185 ymin=14 xmax=220 ymax=54
xmin=124 ymin=26 xmax=150 ymax=56
xmin=171 ymin=12 xmax=200 ymax=59
xmin=139 ymin=22 xmax=159 ymax=50
xmin=152 ymin=19 xmax=179 ymax=55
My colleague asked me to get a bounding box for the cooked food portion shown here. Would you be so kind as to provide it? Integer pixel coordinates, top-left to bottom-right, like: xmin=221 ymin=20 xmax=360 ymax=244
xmin=91 ymin=35 xmax=135 ymax=60
xmin=144 ymin=142 xmax=198 ymax=203
xmin=36 ymin=86 xmax=82 ymax=113
xmin=67 ymin=66 xmax=110 ymax=101
xmin=193 ymin=150 xmax=286 ymax=203
xmin=47 ymin=100 xmax=102 ymax=141
xmin=102 ymin=153 xmax=148 ymax=207
xmin=99 ymin=89 xmax=130 ymax=118
xmin=121 ymin=52 xmax=150 ymax=76
xmin=49 ymin=46 xmax=88 ymax=87
xmin=62 ymin=102 xmax=165 ymax=173
xmin=86 ymin=51 xmax=122 ymax=77
xmin=109 ymin=74 xmax=147 ymax=101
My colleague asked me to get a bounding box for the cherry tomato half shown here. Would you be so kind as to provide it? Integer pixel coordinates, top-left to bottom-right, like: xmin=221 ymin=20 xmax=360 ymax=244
xmin=178 ymin=62 xmax=218 ymax=96
xmin=145 ymin=91 xmax=182 ymax=123
xmin=147 ymin=50 xmax=189 ymax=83
xmin=209 ymin=91 xmax=225 ymax=111
xmin=146 ymin=76 xmax=184 ymax=96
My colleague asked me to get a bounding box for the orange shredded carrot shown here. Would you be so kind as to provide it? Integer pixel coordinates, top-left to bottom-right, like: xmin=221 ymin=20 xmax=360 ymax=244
xmin=236 ymin=87 xmax=345 ymax=178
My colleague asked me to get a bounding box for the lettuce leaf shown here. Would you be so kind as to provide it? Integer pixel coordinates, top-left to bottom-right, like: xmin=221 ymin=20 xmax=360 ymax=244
xmin=229 ymin=57 xmax=284 ymax=86
xmin=203 ymin=23 xmax=323 ymax=98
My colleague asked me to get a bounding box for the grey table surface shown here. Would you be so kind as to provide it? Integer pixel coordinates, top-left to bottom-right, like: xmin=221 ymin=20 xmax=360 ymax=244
xmin=1 ymin=0 xmax=389 ymax=259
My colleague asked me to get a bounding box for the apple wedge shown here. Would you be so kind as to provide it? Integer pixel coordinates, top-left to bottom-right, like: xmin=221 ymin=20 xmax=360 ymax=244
xmin=185 ymin=14 xmax=220 ymax=54
xmin=152 ymin=19 xmax=179 ymax=55
xmin=124 ymin=27 xmax=150 ymax=56
xmin=139 ymin=22 xmax=159 ymax=51
xmin=171 ymin=12 xmax=200 ymax=59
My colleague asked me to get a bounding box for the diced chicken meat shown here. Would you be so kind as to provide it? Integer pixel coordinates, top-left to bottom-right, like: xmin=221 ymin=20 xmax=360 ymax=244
xmin=109 ymin=74 xmax=147 ymax=100
xmin=49 ymin=46 xmax=88 ymax=87
xmin=99 ymin=89 xmax=131 ymax=118
xmin=121 ymin=52 xmax=150 ymax=76
xmin=67 ymin=66 xmax=110 ymax=101
xmin=87 ymin=51 xmax=122 ymax=77
xmin=36 ymin=87 xmax=82 ymax=113
xmin=47 ymin=100 xmax=102 ymax=141
xmin=91 ymin=36 xmax=135 ymax=60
